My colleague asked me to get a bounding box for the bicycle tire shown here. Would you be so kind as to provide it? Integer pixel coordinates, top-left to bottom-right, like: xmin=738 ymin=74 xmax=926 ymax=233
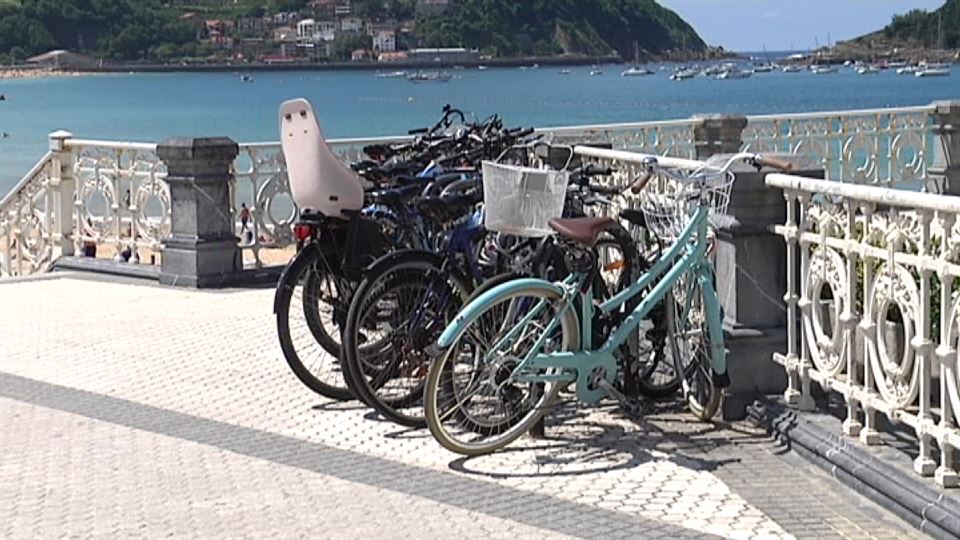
xmin=275 ymin=243 xmax=355 ymax=401
xmin=342 ymin=251 xmax=472 ymax=427
xmin=424 ymin=282 xmax=579 ymax=455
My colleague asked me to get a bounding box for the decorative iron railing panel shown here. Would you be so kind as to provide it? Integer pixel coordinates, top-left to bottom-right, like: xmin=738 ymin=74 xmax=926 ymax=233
xmin=767 ymin=173 xmax=960 ymax=487
xmin=0 ymin=152 xmax=56 ymax=277
xmin=743 ymin=105 xmax=936 ymax=188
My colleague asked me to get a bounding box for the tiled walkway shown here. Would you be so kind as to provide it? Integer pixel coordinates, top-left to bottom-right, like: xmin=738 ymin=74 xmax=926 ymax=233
xmin=0 ymin=274 xmax=921 ymax=539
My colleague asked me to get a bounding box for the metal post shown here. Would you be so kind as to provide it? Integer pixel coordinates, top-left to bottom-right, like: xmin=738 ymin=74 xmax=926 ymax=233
xmin=48 ymin=130 xmax=75 ymax=258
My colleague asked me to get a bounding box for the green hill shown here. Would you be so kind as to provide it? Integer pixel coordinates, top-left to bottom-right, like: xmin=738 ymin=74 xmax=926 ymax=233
xmin=415 ymin=0 xmax=707 ymax=59
xmin=856 ymin=0 xmax=958 ymax=49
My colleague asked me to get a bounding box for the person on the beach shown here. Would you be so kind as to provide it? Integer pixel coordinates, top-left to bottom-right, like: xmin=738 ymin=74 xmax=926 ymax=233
xmin=239 ymin=203 xmax=251 ymax=232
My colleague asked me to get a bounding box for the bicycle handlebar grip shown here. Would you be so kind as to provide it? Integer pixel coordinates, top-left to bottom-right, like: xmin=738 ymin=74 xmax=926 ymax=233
xmin=629 ymin=171 xmax=654 ymax=194
xmin=756 ymin=155 xmax=794 ymax=172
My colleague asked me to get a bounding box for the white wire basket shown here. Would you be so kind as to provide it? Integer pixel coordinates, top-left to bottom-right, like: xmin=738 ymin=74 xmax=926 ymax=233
xmin=481 ymin=161 xmax=570 ymax=237
xmin=637 ymin=167 xmax=735 ymax=243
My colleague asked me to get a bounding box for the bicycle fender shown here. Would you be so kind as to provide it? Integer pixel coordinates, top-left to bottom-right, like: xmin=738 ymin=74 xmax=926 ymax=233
xmin=273 ymin=242 xmax=322 ymax=314
xmin=360 ymin=249 xmax=444 ymax=278
xmin=437 ymin=278 xmax=567 ymax=348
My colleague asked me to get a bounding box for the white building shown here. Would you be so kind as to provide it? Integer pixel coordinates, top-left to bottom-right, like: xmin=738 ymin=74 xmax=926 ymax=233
xmin=340 ymin=17 xmax=363 ymax=33
xmin=373 ymin=31 xmax=396 ymax=53
xmin=297 ymin=18 xmax=337 ymax=44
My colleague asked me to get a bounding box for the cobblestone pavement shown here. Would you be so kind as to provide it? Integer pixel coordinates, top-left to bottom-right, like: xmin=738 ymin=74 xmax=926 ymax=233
xmin=0 ymin=275 xmax=923 ymax=539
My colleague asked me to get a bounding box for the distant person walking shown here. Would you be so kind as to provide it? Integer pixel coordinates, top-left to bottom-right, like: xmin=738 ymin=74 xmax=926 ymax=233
xmin=239 ymin=203 xmax=251 ymax=232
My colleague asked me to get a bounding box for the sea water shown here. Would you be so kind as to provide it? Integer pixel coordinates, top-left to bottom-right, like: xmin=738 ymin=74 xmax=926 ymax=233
xmin=1 ymin=65 xmax=957 ymax=195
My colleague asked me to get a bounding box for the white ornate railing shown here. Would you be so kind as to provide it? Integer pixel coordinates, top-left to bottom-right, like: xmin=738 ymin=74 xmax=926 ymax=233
xmin=768 ymin=173 xmax=960 ymax=487
xmin=0 ymin=151 xmax=56 ymax=277
xmin=0 ymin=103 xmax=951 ymax=278
xmin=744 ymin=105 xmax=936 ymax=188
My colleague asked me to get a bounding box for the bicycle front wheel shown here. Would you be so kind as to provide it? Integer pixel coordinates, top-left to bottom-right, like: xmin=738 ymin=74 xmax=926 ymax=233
xmin=665 ymin=276 xmax=722 ymax=420
xmin=424 ymin=282 xmax=579 ymax=456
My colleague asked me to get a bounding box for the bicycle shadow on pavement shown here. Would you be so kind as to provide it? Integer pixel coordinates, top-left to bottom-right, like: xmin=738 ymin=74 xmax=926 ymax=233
xmin=447 ymin=400 xmax=744 ymax=479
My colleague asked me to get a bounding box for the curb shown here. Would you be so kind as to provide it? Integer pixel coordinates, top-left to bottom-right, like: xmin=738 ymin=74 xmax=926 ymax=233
xmin=748 ymin=399 xmax=960 ymax=539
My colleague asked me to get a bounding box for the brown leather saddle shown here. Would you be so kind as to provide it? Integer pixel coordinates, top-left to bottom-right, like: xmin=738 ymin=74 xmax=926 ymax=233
xmin=547 ymin=217 xmax=618 ymax=247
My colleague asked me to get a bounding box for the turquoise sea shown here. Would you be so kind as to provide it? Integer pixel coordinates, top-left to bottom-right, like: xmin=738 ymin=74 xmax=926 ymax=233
xmin=0 ymin=64 xmax=957 ymax=195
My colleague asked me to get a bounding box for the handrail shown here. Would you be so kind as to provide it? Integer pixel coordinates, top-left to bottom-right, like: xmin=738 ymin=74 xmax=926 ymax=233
xmin=767 ymin=173 xmax=960 ymax=214
xmin=66 ymin=139 xmax=159 ymax=152
xmin=746 ymin=104 xmax=935 ymax=122
xmin=573 ymin=145 xmax=705 ymax=170
xmin=0 ymin=151 xmax=54 ymax=209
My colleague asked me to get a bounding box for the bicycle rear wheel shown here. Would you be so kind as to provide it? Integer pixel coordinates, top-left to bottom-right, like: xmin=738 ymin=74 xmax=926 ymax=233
xmin=342 ymin=252 xmax=471 ymax=426
xmin=424 ymin=282 xmax=579 ymax=455
xmin=276 ymin=244 xmax=356 ymax=401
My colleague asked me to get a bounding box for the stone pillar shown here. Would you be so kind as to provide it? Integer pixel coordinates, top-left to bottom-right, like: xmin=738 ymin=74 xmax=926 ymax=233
xmin=157 ymin=137 xmax=241 ymax=288
xmin=929 ymin=100 xmax=960 ymax=196
xmin=693 ymin=114 xmax=748 ymax=159
xmin=48 ymin=131 xmax=76 ymax=258
xmin=712 ymin=154 xmax=825 ymax=419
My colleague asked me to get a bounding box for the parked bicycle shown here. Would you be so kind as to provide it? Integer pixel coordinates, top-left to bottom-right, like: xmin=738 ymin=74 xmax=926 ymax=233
xmin=423 ymin=150 xmax=794 ymax=455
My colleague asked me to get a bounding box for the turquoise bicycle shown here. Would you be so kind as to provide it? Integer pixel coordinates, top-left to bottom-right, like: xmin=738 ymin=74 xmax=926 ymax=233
xmin=423 ymin=151 xmax=793 ymax=455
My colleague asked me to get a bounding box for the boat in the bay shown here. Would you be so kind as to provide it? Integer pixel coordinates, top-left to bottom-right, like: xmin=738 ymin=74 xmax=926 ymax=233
xmin=559 ymin=69 xmax=572 ymax=75
xmin=701 ymin=63 xmax=727 ymax=76
xmin=812 ymin=65 xmax=838 ymax=74
xmin=589 ymin=67 xmax=603 ymax=76
xmin=897 ymin=65 xmax=920 ymax=74
xmin=915 ymin=67 xmax=951 ymax=77
xmin=670 ymin=67 xmax=698 ymax=80
xmin=717 ymin=68 xmax=753 ymax=79
xmin=477 ymin=65 xmax=488 ymax=71
xmin=406 ymin=71 xmax=452 ymax=82
xmin=239 ymin=74 xmax=254 ymax=83
xmin=856 ymin=65 xmax=881 ymax=75
xmin=752 ymin=63 xmax=775 ymax=73
xmin=621 ymin=66 xmax=652 ymax=76
xmin=375 ymin=71 xmax=407 ymax=79
xmin=782 ymin=64 xmax=803 ymax=73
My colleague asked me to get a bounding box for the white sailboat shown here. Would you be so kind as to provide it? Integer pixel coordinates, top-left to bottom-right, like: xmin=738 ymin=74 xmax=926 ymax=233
xmin=670 ymin=67 xmax=698 ymax=80
xmin=621 ymin=42 xmax=653 ymax=76
xmin=811 ymin=65 xmax=838 ymax=74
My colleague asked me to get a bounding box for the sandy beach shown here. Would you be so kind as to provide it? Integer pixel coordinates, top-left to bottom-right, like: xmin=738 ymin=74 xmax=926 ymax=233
xmin=0 ymin=68 xmax=91 ymax=80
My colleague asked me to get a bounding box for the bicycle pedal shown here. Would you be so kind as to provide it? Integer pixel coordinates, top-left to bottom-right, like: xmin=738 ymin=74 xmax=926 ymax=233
xmin=619 ymin=398 xmax=650 ymax=419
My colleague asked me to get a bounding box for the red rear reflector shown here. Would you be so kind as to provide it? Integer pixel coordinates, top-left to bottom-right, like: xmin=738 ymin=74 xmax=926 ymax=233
xmin=294 ymin=224 xmax=313 ymax=241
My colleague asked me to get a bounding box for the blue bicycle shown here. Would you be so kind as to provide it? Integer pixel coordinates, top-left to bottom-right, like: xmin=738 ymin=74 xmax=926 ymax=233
xmin=423 ymin=152 xmax=794 ymax=455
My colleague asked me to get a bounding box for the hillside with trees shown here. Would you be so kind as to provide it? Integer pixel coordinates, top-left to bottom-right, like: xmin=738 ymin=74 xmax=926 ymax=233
xmin=0 ymin=0 xmax=709 ymax=64
xmin=415 ymin=0 xmax=706 ymax=59
xmin=852 ymin=0 xmax=958 ymax=49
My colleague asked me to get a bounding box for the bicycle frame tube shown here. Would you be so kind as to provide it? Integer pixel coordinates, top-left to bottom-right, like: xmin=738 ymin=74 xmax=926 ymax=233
xmin=598 ymin=206 xmax=711 ymax=355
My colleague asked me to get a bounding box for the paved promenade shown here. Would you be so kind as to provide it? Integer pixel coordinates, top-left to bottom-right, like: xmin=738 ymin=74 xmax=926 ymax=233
xmin=0 ymin=274 xmax=923 ymax=539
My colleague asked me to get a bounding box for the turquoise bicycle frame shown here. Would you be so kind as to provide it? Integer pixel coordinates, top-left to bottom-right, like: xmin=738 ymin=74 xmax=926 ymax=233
xmin=437 ymin=204 xmax=727 ymax=404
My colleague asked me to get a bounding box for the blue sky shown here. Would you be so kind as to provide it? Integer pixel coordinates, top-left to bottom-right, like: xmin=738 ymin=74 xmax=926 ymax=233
xmin=658 ymin=0 xmax=946 ymax=52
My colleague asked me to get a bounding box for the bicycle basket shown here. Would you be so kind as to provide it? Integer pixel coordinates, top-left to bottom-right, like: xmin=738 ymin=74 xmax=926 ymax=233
xmin=481 ymin=161 xmax=570 ymax=237
xmin=637 ymin=168 xmax=734 ymax=243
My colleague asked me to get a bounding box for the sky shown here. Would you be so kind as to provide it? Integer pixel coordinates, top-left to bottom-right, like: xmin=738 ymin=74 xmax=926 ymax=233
xmin=658 ymin=0 xmax=946 ymax=52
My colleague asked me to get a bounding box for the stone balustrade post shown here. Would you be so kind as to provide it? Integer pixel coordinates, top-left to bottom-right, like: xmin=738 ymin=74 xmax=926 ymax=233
xmin=157 ymin=137 xmax=241 ymax=288
xmin=692 ymin=110 xmax=826 ymax=418
xmin=692 ymin=114 xmax=748 ymax=159
xmin=929 ymin=100 xmax=960 ymax=195
xmin=48 ymin=130 xmax=76 ymax=258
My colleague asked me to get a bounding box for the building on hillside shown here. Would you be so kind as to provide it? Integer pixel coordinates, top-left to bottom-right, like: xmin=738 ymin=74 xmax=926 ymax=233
xmin=272 ymin=26 xmax=298 ymax=58
xmin=297 ymin=19 xmax=337 ymax=45
xmin=204 ymin=19 xmax=235 ymax=37
xmin=407 ymin=47 xmax=478 ymax=63
xmin=237 ymin=17 xmax=264 ymax=34
xmin=351 ymin=49 xmax=369 ymax=62
xmin=372 ymin=31 xmax=396 ymax=53
xmin=25 ymin=50 xmax=96 ymax=69
xmin=334 ymin=1 xmax=352 ymax=16
xmin=378 ymin=51 xmax=408 ymax=62
xmin=416 ymin=0 xmax=453 ymax=15
xmin=340 ymin=17 xmax=363 ymax=33
xmin=310 ymin=0 xmax=336 ymax=19
xmin=273 ymin=11 xmax=301 ymax=26
xmin=366 ymin=21 xmax=397 ymax=37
